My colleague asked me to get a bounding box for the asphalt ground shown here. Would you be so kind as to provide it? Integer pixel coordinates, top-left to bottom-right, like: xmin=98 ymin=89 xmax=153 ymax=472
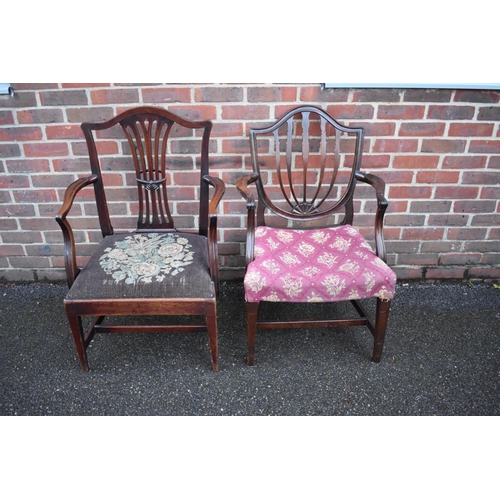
xmin=1 ymin=280 xmax=498 ymax=499
xmin=1 ymin=280 xmax=499 ymax=416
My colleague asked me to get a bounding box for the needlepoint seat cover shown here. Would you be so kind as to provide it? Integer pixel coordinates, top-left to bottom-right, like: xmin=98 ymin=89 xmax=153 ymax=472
xmin=66 ymin=232 xmax=214 ymax=301
xmin=244 ymin=225 xmax=396 ymax=304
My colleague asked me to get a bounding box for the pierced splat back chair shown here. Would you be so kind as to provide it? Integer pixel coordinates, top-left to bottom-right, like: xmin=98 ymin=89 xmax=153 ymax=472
xmin=56 ymin=107 xmax=225 ymax=372
xmin=236 ymin=105 xmax=396 ymax=365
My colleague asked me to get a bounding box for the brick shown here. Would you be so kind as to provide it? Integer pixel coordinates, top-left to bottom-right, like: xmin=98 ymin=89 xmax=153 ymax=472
xmin=442 ymin=155 xmax=486 ymax=169
xmin=40 ymin=90 xmax=89 ymax=106
xmin=440 ymin=253 xmax=482 ymax=265
xmin=416 ymin=171 xmax=459 ymax=184
xmin=13 ymin=189 xmax=57 ymax=203
xmin=0 ymin=111 xmax=14 ymax=125
xmin=0 ymin=174 xmax=30 ymax=188
xmin=0 ymin=126 xmax=43 ymax=141
xmin=17 ymin=109 xmax=64 ymax=124
xmin=454 ymin=90 xmax=500 ymax=103
xmin=393 ymin=267 xmax=424 ymax=280
xmin=1 ymin=230 xmax=41 ymax=242
xmin=247 ymin=86 xmax=286 ymax=102
xmin=0 ymin=204 xmax=36 ymax=217
xmin=421 ymin=241 xmax=462 ymax=253
xmin=410 ymin=200 xmax=452 ymax=213
xmin=46 ymin=125 xmax=84 ymax=140
xmin=300 ymin=86 xmax=349 ymax=102
xmin=377 ymin=105 xmax=425 ymax=120
xmin=465 ymin=241 xmax=500 ymax=253
xmin=373 ymin=139 xmax=418 ymax=153
xmin=0 ymin=269 xmax=36 ymax=281
xmin=454 ymin=200 xmax=496 ymax=213
xmin=477 ymin=106 xmax=500 ymax=121
xmin=462 ymin=171 xmax=500 ymax=184
xmin=422 ymin=139 xmax=466 ymax=154
xmin=481 ymin=254 xmax=500 ymax=265
xmin=24 ymin=142 xmax=69 ymax=157
xmin=448 ymin=123 xmax=494 ymax=137
xmin=326 ymin=104 xmax=375 ymax=120
xmin=352 ymin=89 xmax=402 ymax=102
xmin=164 ymin=105 xmax=217 ymax=121
xmin=71 ymin=140 xmax=118 ymax=156
xmin=398 ymin=253 xmax=439 ymax=265
xmin=399 ymin=122 xmax=446 ymax=136
xmin=427 ymin=105 xmax=475 ymax=120
xmin=52 ymin=158 xmax=92 ymax=172
xmin=0 ymin=218 xmax=19 ymax=230
xmin=471 ymin=213 xmax=500 ymax=225
xmin=487 ymin=156 xmax=500 ymax=168
xmin=428 ymin=214 xmax=468 ymax=226
xmin=402 ymin=227 xmax=445 ymax=240
xmin=389 ymin=186 xmax=432 ymax=199
xmin=61 ymin=83 xmax=111 ymax=88
xmin=435 ymin=186 xmax=479 ymax=199
xmin=481 ymin=187 xmax=500 ymax=199
xmin=385 ymin=214 xmax=425 ymax=226
xmin=404 ymin=89 xmax=452 ymax=102
xmin=469 ymin=140 xmax=500 ymax=154
xmin=32 ymin=174 xmax=75 ymax=188
xmin=142 ymin=87 xmax=191 ymax=103
xmin=0 ymin=244 xmax=25 ymax=256
xmin=9 ymin=256 xmax=52 ymax=268
xmin=66 ymin=107 xmax=115 ymax=123
xmin=90 ymin=88 xmax=139 ymax=104
xmin=359 ymin=154 xmax=390 ymax=169
xmin=425 ymin=267 xmax=465 ymax=279
xmin=222 ymin=105 xmax=270 ymax=121
xmin=447 ymin=228 xmax=487 ymax=240
xmin=211 ymin=122 xmax=244 ymax=137
xmin=0 ymin=92 xmax=37 ymax=108
xmin=196 ymin=86 xmax=243 ymax=102
xmin=350 ymin=121 xmax=396 ymax=136
xmin=393 ymin=155 xmax=440 ymax=169
xmin=467 ymin=267 xmax=500 ymax=279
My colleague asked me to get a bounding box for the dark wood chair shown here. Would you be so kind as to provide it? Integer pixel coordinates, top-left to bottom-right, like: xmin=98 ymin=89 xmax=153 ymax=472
xmin=236 ymin=105 xmax=396 ymax=365
xmin=56 ymin=107 xmax=225 ymax=372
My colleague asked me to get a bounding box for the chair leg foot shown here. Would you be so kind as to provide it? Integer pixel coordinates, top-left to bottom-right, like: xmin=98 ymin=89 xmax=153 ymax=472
xmin=206 ymin=307 xmax=219 ymax=372
xmin=66 ymin=310 xmax=89 ymax=372
xmin=246 ymin=302 xmax=259 ymax=366
xmin=372 ymin=298 xmax=391 ymax=363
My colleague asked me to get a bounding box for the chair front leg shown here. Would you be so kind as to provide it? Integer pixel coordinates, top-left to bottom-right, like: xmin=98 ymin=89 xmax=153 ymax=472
xmin=372 ymin=298 xmax=392 ymax=363
xmin=65 ymin=310 xmax=89 ymax=372
xmin=206 ymin=306 xmax=219 ymax=372
xmin=246 ymin=302 xmax=260 ymax=366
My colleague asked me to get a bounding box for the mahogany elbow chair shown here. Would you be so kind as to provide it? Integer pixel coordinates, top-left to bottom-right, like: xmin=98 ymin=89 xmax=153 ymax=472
xmin=56 ymin=107 xmax=225 ymax=372
xmin=236 ymin=105 xmax=396 ymax=365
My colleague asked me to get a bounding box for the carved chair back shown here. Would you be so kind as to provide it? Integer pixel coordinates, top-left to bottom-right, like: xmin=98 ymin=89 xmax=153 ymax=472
xmin=81 ymin=106 xmax=212 ymax=237
xmin=249 ymin=105 xmax=364 ymax=228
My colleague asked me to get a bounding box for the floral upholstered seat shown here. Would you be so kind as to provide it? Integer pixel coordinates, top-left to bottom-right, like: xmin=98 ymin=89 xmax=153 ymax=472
xmin=244 ymin=225 xmax=396 ymax=304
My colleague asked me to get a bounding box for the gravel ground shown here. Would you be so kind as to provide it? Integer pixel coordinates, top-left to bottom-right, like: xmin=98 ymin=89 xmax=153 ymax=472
xmin=1 ymin=280 xmax=499 ymax=416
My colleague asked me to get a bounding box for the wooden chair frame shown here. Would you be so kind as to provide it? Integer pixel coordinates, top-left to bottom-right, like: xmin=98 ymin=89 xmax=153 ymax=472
xmin=236 ymin=105 xmax=394 ymax=365
xmin=56 ymin=107 xmax=225 ymax=372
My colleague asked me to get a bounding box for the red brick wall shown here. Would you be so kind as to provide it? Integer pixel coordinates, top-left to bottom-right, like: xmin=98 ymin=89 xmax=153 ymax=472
xmin=1 ymin=83 xmax=499 ymax=282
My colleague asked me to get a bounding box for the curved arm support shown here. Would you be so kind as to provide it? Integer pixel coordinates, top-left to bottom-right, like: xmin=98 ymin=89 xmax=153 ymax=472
xmin=236 ymin=173 xmax=259 ymax=267
xmin=202 ymin=175 xmax=226 ymax=295
xmin=355 ymin=171 xmax=389 ymax=262
xmin=55 ymin=175 xmax=98 ymax=288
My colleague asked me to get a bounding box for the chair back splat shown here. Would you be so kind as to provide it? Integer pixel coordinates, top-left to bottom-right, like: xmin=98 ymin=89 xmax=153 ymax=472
xmin=56 ymin=107 xmax=225 ymax=372
xmin=237 ymin=105 xmax=396 ymax=365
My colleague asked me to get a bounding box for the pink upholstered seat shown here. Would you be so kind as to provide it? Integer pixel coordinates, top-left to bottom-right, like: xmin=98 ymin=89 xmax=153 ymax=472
xmin=245 ymin=225 xmax=396 ymax=303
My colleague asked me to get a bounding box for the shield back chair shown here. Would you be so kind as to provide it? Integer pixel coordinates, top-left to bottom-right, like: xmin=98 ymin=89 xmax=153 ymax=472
xmin=236 ymin=105 xmax=396 ymax=365
xmin=56 ymin=106 xmax=225 ymax=372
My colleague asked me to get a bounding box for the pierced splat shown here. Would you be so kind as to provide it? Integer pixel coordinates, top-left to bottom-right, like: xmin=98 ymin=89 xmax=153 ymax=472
xmin=250 ymin=106 xmax=364 ymax=227
xmin=121 ymin=114 xmax=175 ymax=232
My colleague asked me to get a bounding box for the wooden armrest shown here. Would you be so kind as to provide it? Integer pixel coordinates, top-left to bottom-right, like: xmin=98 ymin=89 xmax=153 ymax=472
xmin=355 ymin=171 xmax=389 ymax=262
xmin=55 ymin=175 xmax=98 ymax=288
xmin=236 ymin=173 xmax=260 ymax=268
xmin=202 ymin=175 xmax=226 ymax=215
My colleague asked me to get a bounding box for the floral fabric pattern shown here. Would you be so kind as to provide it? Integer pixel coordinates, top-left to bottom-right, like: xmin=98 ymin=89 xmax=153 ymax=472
xmin=99 ymin=233 xmax=195 ymax=284
xmin=244 ymin=225 xmax=396 ymax=303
